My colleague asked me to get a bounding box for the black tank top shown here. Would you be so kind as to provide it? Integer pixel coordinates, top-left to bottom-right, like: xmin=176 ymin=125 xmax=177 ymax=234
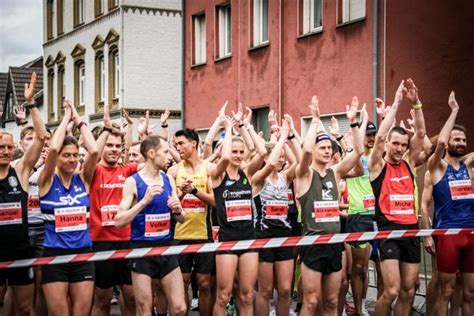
xmin=213 ymin=169 xmax=255 ymax=241
xmin=0 ymin=167 xmax=30 ymax=259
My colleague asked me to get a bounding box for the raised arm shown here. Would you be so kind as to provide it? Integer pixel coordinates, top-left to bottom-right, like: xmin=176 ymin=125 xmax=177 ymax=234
xmin=428 ymin=91 xmax=459 ymax=175
xmin=209 ymin=112 xmax=234 ymax=182
xmin=232 ymin=104 xmax=255 ymax=153
xmin=296 ymin=96 xmax=320 ymax=178
xmin=403 ymin=79 xmax=426 ymax=167
xmin=160 ymin=109 xmax=171 ymax=141
xmin=122 ymin=110 xmax=133 ymax=162
xmin=16 ymin=72 xmax=47 ymax=183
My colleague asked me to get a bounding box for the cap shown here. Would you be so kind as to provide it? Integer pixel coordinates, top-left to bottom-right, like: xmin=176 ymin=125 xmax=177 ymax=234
xmin=366 ymin=121 xmax=377 ymax=135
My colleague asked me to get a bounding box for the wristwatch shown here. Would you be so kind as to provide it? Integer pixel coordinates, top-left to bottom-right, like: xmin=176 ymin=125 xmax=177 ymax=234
xmin=191 ymin=187 xmax=198 ymax=195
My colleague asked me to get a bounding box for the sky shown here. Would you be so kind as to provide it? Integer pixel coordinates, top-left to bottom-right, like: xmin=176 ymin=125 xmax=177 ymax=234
xmin=0 ymin=0 xmax=43 ymax=72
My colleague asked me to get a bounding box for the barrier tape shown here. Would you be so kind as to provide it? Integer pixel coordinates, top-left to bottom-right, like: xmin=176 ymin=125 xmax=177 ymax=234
xmin=1 ymin=228 xmax=473 ymax=269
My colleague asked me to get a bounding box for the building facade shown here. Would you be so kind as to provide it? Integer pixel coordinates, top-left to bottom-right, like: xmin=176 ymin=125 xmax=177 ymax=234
xmin=43 ymin=0 xmax=183 ymax=134
xmin=183 ymin=0 xmax=474 ymax=148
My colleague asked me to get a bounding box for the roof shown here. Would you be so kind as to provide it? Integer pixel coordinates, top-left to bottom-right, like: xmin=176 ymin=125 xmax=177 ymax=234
xmin=0 ymin=73 xmax=8 ymax=112
xmin=9 ymin=66 xmax=43 ymax=105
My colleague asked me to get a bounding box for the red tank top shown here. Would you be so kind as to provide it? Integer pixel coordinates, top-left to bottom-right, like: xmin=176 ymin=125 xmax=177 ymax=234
xmin=373 ymin=160 xmax=417 ymax=225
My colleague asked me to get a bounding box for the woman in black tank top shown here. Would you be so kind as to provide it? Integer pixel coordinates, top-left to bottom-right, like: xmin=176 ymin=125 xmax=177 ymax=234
xmin=209 ymin=107 xmax=265 ymax=316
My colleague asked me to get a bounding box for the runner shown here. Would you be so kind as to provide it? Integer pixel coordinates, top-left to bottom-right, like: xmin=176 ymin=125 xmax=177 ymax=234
xmin=0 ymin=72 xmax=46 ymax=316
xmin=368 ymin=79 xmax=427 ymax=316
xmin=425 ymin=91 xmax=474 ymax=315
xmin=168 ymin=128 xmax=215 ymax=316
xmin=38 ymin=100 xmax=98 ymax=316
xmin=89 ymin=105 xmax=138 ymax=316
xmin=252 ymin=118 xmax=297 ymax=316
xmin=115 ymin=135 xmax=187 ymax=316
xmin=296 ymin=95 xmax=365 ymax=316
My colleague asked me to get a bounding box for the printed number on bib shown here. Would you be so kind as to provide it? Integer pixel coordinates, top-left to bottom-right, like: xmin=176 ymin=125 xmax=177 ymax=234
xmin=0 ymin=202 xmax=22 ymax=226
xmin=225 ymin=200 xmax=252 ymax=222
xmin=181 ymin=194 xmax=206 ymax=212
xmin=287 ymin=190 xmax=294 ymax=205
xmin=145 ymin=213 xmax=170 ymax=237
xmin=265 ymin=200 xmax=288 ymax=220
xmin=363 ymin=195 xmax=375 ymax=210
xmin=55 ymin=206 xmax=87 ymax=233
xmin=313 ymin=201 xmax=340 ymax=223
xmin=27 ymin=196 xmax=40 ymax=213
xmin=389 ymin=194 xmax=414 ymax=215
xmin=100 ymin=205 xmax=119 ymax=226
xmin=449 ymin=180 xmax=474 ymax=200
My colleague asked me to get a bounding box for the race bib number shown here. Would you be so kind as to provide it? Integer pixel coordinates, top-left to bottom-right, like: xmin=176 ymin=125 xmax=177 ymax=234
xmin=27 ymin=196 xmax=40 ymax=213
xmin=313 ymin=201 xmax=340 ymax=223
xmin=0 ymin=202 xmax=22 ymax=225
xmin=145 ymin=213 xmax=170 ymax=237
xmin=449 ymin=180 xmax=474 ymax=200
xmin=100 ymin=205 xmax=119 ymax=226
xmin=389 ymin=194 xmax=414 ymax=215
xmin=363 ymin=195 xmax=375 ymax=210
xmin=265 ymin=200 xmax=288 ymax=220
xmin=55 ymin=206 xmax=87 ymax=233
xmin=287 ymin=190 xmax=294 ymax=205
xmin=225 ymin=200 xmax=252 ymax=222
xmin=181 ymin=194 xmax=206 ymax=212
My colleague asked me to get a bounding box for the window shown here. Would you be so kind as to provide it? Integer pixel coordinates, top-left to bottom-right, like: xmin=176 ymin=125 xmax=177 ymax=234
xmin=100 ymin=57 xmax=106 ymax=101
xmin=46 ymin=0 xmax=54 ymax=39
xmin=192 ymin=14 xmax=206 ymax=65
xmin=79 ymin=65 xmax=86 ymax=106
xmin=57 ymin=0 xmax=64 ymax=35
xmin=300 ymin=112 xmax=360 ymax=137
xmin=74 ymin=60 xmax=85 ymax=114
xmin=95 ymin=53 xmax=105 ymax=112
xmin=251 ymin=107 xmax=270 ymax=140
xmin=74 ymin=0 xmax=85 ymax=26
xmin=5 ymin=93 xmax=14 ymax=121
xmin=114 ymin=53 xmax=120 ymax=98
xmin=108 ymin=0 xmax=118 ymax=10
xmin=108 ymin=47 xmax=119 ymax=107
xmin=57 ymin=66 xmax=65 ymax=118
xmin=216 ymin=4 xmax=232 ymax=58
xmin=299 ymin=0 xmax=322 ymax=35
xmin=339 ymin=0 xmax=366 ymax=24
xmin=250 ymin=0 xmax=268 ymax=47
xmin=47 ymin=69 xmax=55 ymax=121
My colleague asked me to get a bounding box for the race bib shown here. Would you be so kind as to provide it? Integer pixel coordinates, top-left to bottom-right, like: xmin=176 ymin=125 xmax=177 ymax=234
xmin=27 ymin=196 xmax=40 ymax=213
xmin=363 ymin=195 xmax=375 ymax=210
xmin=181 ymin=194 xmax=206 ymax=212
xmin=389 ymin=194 xmax=414 ymax=215
xmin=0 ymin=202 xmax=22 ymax=225
xmin=449 ymin=180 xmax=474 ymax=200
xmin=55 ymin=206 xmax=87 ymax=233
xmin=287 ymin=190 xmax=294 ymax=205
xmin=225 ymin=200 xmax=252 ymax=222
xmin=265 ymin=200 xmax=288 ymax=220
xmin=313 ymin=201 xmax=340 ymax=223
xmin=100 ymin=205 xmax=119 ymax=226
xmin=145 ymin=213 xmax=170 ymax=237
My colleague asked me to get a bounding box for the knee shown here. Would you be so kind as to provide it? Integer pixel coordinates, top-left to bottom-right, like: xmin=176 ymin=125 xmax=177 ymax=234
xmin=94 ymin=291 xmax=112 ymax=310
xmin=276 ymin=285 xmax=292 ymax=301
xmin=303 ymin=295 xmax=319 ymax=312
xmin=15 ymin=301 xmax=33 ymax=315
xmin=198 ymin=279 xmax=212 ymax=294
xmin=353 ymin=262 xmax=367 ymax=275
xmin=135 ymin=297 xmax=152 ymax=313
xmin=323 ymin=296 xmax=338 ymax=311
xmin=384 ymin=286 xmax=400 ymax=301
xmin=238 ymin=290 xmax=254 ymax=307
xmin=170 ymin=301 xmax=187 ymax=316
xmin=440 ymin=285 xmax=454 ymax=301
xmin=215 ymin=289 xmax=231 ymax=306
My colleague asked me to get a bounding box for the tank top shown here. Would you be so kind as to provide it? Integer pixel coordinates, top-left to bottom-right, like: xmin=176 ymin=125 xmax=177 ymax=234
xmin=130 ymin=171 xmax=173 ymax=242
xmin=371 ymin=160 xmax=417 ymax=227
xmin=174 ymin=160 xmax=212 ymax=240
xmin=213 ymin=169 xmax=255 ymax=241
xmin=347 ymin=156 xmax=375 ymax=215
xmin=254 ymin=173 xmax=291 ymax=237
xmin=0 ymin=167 xmax=30 ymax=258
xmin=433 ymin=161 xmax=474 ymax=228
xmin=40 ymin=173 xmax=91 ymax=249
xmin=299 ymin=168 xmax=340 ymax=235
xmin=26 ymin=167 xmax=44 ymax=225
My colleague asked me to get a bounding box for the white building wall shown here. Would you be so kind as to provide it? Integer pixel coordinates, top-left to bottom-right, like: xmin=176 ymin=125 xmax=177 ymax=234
xmin=122 ymin=0 xmax=181 ymax=11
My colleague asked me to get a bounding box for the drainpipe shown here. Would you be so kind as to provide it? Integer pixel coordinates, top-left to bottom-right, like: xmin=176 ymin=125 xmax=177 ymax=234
xmin=278 ymin=0 xmax=282 ymax=123
xmin=120 ymin=4 xmax=124 ymax=114
xmin=373 ymin=0 xmax=379 ymax=124
xmin=181 ymin=0 xmax=185 ymax=129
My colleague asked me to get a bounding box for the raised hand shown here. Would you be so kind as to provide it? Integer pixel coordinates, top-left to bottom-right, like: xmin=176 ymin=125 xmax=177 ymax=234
xmin=346 ymin=96 xmax=359 ymax=122
xmin=63 ymin=99 xmax=72 ymax=120
xmin=448 ymin=91 xmax=459 ymax=112
xmin=361 ymin=103 xmax=369 ymax=122
xmin=218 ymin=101 xmax=228 ymax=125
xmin=403 ymin=78 xmax=420 ymax=105
xmin=268 ymin=109 xmax=278 ymax=127
xmin=329 ymin=116 xmax=340 ymax=137
xmin=24 ymin=72 xmax=37 ymax=103
xmin=283 ymin=114 xmax=295 ymax=131
xmin=137 ymin=110 xmax=149 ymax=137
xmin=222 ymin=115 xmax=236 ymax=130
xmin=14 ymin=104 xmax=27 ymax=124
xmin=244 ymin=106 xmax=253 ymax=125
xmin=280 ymin=118 xmax=290 ymax=138
xmin=309 ymin=95 xmax=320 ymax=119
xmin=393 ymin=80 xmax=405 ymax=106
xmin=231 ymin=103 xmax=244 ymax=124
xmin=143 ymin=184 xmax=163 ymax=205
xmin=66 ymin=120 xmax=75 ymax=135
xmin=160 ymin=109 xmax=171 ymax=125
xmin=375 ymin=98 xmax=385 ymax=116
xmin=103 ymin=103 xmax=112 ymax=128
xmin=123 ymin=109 xmax=133 ymax=125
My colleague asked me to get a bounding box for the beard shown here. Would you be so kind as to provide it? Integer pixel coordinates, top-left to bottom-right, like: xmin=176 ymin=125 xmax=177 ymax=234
xmin=447 ymin=145 xmax=465 ymax=158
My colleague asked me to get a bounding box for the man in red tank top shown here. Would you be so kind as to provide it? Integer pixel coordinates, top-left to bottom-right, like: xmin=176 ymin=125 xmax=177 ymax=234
xmin=368 ymin=79 xmax=427 ymax=316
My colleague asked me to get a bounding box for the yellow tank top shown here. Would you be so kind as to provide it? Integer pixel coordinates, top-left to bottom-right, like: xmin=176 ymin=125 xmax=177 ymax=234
xmin=174 ymin=160 xmax=210 ymax=240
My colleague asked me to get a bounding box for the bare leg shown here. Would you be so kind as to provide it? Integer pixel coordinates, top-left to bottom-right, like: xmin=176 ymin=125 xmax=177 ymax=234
xmin=255 ymin=261 xmax=274 ymax=316
xmin=274 ymin=259 xmax=294 ymax=316
xmin=299 ymin=263 xmax=322 ymax=316
xmin=213 ymin=254 xmax=238 ymax=316
xmin=375 ymin=259 xmax=400 ymax=316
xmin=70 ymin=281 xmax=94 ymax=316
xmin=160 ymin=267 xmax=187 ymax=316
xmin=42 ymin=282 xmax=69 ymax=316
xmin=236 ymin=252 xmax=258 ymax=316
xmin=394 ymin=262 xmax=419 ymax=316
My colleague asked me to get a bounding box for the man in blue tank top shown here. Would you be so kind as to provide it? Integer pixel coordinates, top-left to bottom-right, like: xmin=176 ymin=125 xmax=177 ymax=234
xmin=115 ymin=135 xmax=187 ymax=316
xmin=423 ymin=92 xmax=474 ymax=315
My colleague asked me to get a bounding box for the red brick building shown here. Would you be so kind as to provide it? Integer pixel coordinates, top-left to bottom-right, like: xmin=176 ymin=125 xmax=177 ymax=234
xmin=183 ymin=0 xmax=474 ymax=147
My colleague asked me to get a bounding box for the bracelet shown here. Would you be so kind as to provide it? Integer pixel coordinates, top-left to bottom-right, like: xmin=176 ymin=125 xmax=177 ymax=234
xmin=412 ymin=103 xmax=422 ymax=110
xmin=336 ymin=135 xmax=344 ymax=141
xmin=77 ymin=121 xmax=87 ymax=129
xmin=161 ymin=124 xmax=168 ymax=128
xmin=191 ymin=187 xmax=198 ymax=195
xmin=246 ymin=124 xmax=253 ymax=131
xmin=18 ymin=120 xmax=28 ymax=126
xmin=350 ymin=122 xmax=359 ymax=128
xmin=103 ymin=126 xmax=113 ymax=133
xmin=26 ymin=102 xmax=37 ymax=110
xmin=287 ymin=134 xmax=296 ymax=140
xmin=238 ymin=123 xmax=244 ymax=128
xmin=173 ymin=208 xmax=183 ymax=215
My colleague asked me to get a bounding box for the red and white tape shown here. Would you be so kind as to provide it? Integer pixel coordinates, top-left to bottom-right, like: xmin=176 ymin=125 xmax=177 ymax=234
xmin=1 ymin=228 xmax=473 ymax=269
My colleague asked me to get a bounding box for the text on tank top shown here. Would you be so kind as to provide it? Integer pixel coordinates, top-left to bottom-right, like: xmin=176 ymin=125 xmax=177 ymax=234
xmin=347 ymin=156 xmax=375 ymax=215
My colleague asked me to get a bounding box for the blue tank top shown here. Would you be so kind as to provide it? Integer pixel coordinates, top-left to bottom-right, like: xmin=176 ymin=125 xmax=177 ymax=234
xmin=433 ymin=161 xmax=474 ymax=229
xmin=40 ymin=173 xmax=91 ymax=249
xmin=131 ymin=171 xmax=173 ymax=242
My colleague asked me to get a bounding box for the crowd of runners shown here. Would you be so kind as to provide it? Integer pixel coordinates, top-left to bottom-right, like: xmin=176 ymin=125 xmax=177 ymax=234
xmin=0 ymin=73 xmax=473 ymax=316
